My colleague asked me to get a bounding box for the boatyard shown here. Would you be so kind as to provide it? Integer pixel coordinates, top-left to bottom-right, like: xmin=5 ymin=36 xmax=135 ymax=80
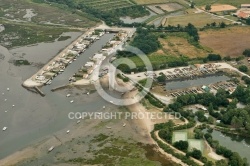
xmin=22 ymin=27 xmax=135 ymax=96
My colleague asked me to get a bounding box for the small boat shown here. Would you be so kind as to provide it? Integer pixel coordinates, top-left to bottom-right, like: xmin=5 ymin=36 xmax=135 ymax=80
xmin=77 ymin=120 xmax=80 ymax=124
xmin=106 ymin=126 xmax=111 ymax=129
xmin=12 ymin=105 xmax=15 ymax=107
xmin=7 ymin=88 xmax=10 ymax=91
xmin=48 ymin=146 xmax=54 ymax=152
xmin=70 ymin=100 xmax=74 ymax=103
xmin=4 ymin=99 xmax=7 ymax=101
xmin=2 ymin=127 xmax=7 ymax=131
xmin=5 ymin=110 xmax=8 ymax=113
xmin=103 ymin=106 xmax=106 ymax=109
xmin=123 ymin=123 xmax=126 ymax=127
xmin=67 ymin=130 xmax=70 ymax=134
xmin=66 ymin=94 xmax=71 ymax=97
xmin=87 ymin=92 xmax=90 ymax=95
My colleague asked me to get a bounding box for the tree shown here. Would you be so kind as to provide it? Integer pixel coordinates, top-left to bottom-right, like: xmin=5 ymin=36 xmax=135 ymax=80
xmin=205 ymin=4 xmax=211 ymax=11
xmin=188 ymin=149 xmax=202 ymax=159
xmin=173 ymin=140 xmax=189 ymax=151
xmin=243 ymin=49 xmax=250 ymax=57
xmin=190 ymin=2 xmax=195 ymax=8
xmin=158 ymin=128 xmax=172 ymax=143
xmin=216 ymin=159 xmax=228 ymax=166
xmin=220 ymin=22 xmax=226 ymax=28
xmin=157 ymin=74 xmax=166 ymax=83
xmin=238 ymin=65 xmax=248 ymax=73
xmin=207 ymin=54 xmax=221 ymax=61
xmin=246 ymin=18 xmax=250 ymax=25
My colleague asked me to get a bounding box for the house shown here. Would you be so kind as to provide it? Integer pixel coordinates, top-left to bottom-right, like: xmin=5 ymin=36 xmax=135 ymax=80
xmin=202 ymin=85 xmax=210 ymax=92
xmin=237 ymin=10 xmax=250 ymax=19
xmin=241 ymin=4 xmax=250 ymax=9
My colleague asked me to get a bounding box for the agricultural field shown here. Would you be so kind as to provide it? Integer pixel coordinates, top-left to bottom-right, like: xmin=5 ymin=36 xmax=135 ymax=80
xmin=199 ymin=26 xmax=250 ymax=57
xmin=191 ymin=0 xmax=250 ymax=7
xmin=165 ymin=12 xmax=232 ymax=27
xmin=158 ymin=35 xmax=209 ymax=58
xmin=75 ymin=0 xmax=134 ymax=11
xmin=148 ymin=3 xmax=183 ymax=14
xmin=172 ymin=131 xmax=188 ymax=143
xmin=134 ymin=0 xmax=170 ymax=4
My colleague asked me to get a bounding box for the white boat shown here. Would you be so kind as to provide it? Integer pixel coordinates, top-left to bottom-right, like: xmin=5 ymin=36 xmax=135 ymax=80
xmin=2 ymin=127 xmax=7 ymax=131
xmin=4 ymin=99 xmax=7 ymax=101
xmin=67 ymin=130 xmax=70 ymax=134
xmin=7 ymin=88 xmax=10 ymax=91
xmin=103 ymin=106 xmax=106 ymax=109
xmin=66 ymin=94 xmax=71 ymax=97
xmin=87 ymin=92 xmax=90 ymax=95
xmin=123 ymin=123 xmax=126 ymax=127
xmin=48 ymin=146 xmax=54 ymax=152
xmin=5 ymin=110 xmax=8 ymax=113
xmin=12 ymin=105 xmax=15 ymax=107
xmin=77 ymin=120 xmax=81 ymax=124
xmin=106 ymin=126 xmax=111 ymax=129
xmin=70 ymin=100 xmax=74 ymax=103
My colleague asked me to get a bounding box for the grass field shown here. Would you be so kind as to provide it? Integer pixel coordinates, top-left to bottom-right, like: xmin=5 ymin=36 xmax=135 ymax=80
xmin=75 ymin=0 xmax=134 ymax=11
xmin=165 ymin=12 xmax=232 ymax=27
xmin=199 ymin=26 xmax=250 ymax=57
xmin=158 ymin=35 xmax=209 ymax=58
xmin=134 ymin=0 xmax=188 ymax=7
xmin=188 ymin=139 xmax=204 ymax=153
xmin=191 ymin=0 xmax=250 ymax=7
xmin=172 ymin=131 xmax=188 ymax=143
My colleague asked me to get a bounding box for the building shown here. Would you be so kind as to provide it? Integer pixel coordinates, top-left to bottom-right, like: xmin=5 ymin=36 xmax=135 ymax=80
xmin=241 ymin=4 xmax=250 ymax=9
xmin=202 ymin=85 xmax=210 ymax=93
xmin=237 ymin=10 xmax=250 ymax=19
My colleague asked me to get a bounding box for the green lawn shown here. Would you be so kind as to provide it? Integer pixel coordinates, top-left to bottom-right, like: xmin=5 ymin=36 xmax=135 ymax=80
xmin=188 ymin=139 xmax=204 ymax=153
xmin=192 ymin=0 xmax=250 ymax=7
xmin=166 ymin=12 xmax=232 ymax=27
xmin=172 ymin=131 xmax=188 ymax=143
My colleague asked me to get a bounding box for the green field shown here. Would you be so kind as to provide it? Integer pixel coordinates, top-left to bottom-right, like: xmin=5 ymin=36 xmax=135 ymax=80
xmin=192 ymin=0 xmax=250 ymax=7
xmin=165 ymin=12 xmax=232 ymax=27
xmin=75 ymin=0 xmax=134 ymax=11
xmin=172 ymin=131 xmax=188 ymax=143
xmin=188 ymin=139 xmax=204 ymax=153
xmin=134 ymin=0 xmax=188 ymax=7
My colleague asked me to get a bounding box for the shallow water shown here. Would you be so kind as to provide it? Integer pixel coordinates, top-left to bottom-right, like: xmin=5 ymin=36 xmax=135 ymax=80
xmin=212 ymin=130 xmax=250 ymax=162
xmin=120 ymin=10 xmax=157 ymax=24
xmin=165 ymin=75 xmax=230 ymax=90
xmin=0 ymin=32 xmax=115 ymax=159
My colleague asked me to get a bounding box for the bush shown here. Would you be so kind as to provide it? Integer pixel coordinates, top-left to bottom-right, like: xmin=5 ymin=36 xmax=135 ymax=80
xmin=238 ymin=65 xmax=248 ymax=73
xmin=243 ymin=49 xmax=250 ymax=57
xmin=207 ymin=54 xmax=221 ymax=61
xmin=174 ymin=140 xmax=189 ymax=151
